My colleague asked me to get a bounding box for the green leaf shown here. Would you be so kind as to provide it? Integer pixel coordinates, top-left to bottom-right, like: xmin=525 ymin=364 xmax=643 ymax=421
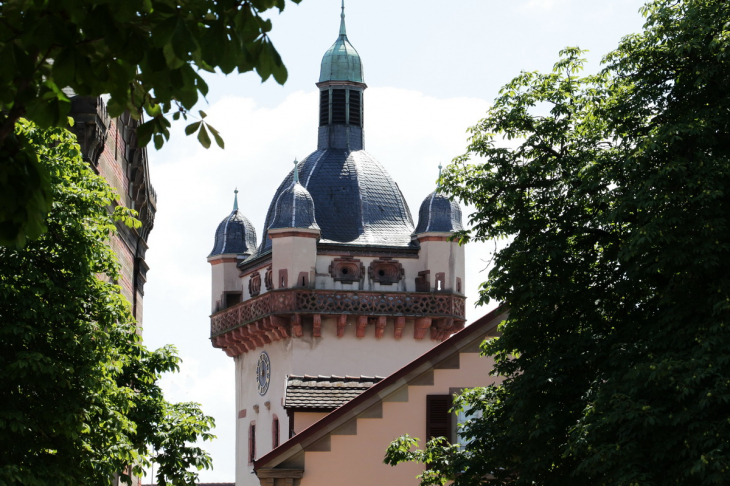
xmin=185 ymin=121 xmax=201 ymax=136
xmin=197 ymin=124 xmax=211 ymax=149
xmin=207 ymin=124 xmax=225 ymax=149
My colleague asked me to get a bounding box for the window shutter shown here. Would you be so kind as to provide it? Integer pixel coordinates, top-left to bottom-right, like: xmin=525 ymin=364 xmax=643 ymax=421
xmin=426 ymin=395 xmax=451 ymax=441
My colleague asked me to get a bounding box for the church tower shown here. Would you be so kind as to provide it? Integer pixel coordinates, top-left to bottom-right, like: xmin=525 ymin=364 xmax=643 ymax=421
xmin=207 ymin=5 xmax=466 ymax=485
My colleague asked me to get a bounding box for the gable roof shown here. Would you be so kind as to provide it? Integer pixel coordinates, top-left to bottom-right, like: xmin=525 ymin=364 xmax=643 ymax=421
xmin=284 ymin=375 xmax=384 ymax=410
xmin=254 ymin=305 xmax=507 ymax=471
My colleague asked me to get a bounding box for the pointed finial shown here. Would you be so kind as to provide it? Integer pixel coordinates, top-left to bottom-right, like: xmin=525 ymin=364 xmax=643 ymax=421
xmin=233 ymin=188 xmax=239 ymax=211
xmin=339 ymin=0 xmax=347 ymax=37
xmin=293 ymin=158 xmax=299 ymax=183
xmin=437 ymin=163 xmax=443 ymax=189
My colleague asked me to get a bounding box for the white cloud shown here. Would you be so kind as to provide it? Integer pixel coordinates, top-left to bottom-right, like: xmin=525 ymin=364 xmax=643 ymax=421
xmin=519 ymin=0 xmax=569 ymax=13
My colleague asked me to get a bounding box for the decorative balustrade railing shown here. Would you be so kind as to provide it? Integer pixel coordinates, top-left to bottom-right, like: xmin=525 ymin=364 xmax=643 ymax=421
xmin=210 ymin=289 xmax=466 ymax=338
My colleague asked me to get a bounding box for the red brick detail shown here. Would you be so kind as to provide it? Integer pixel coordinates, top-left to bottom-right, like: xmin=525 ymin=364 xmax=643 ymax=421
xmin=431 ymin=317 xmax=454 ymax=341
xmin=356 ymin=316 xmax=368 ymax=338
xmin=278 ymin=269 xmax=288 ymax=289
xmin=337 ymin=315 xmax=347 ymax=337
xmin=264 ymin=266 xmax=274 ymax=291
xmin=415 ymin=317 xmax=432 ymax=340
xmin=375 ymin=316 xmax=387 ymax=338
xmin=291 ymin=314 xmax=303 ymax=337
xmin=313 ymin=314 xmax=322 ymax=337
xmin=329 ymin=256 xmax=364 ymax=283
xmin=249 ymin=272 xmax=262 ymax=297
xmin=238 ymin=409 xmax=247 ymax=419
xmin=435 ymin=272 xmax=446 ymax=292
xmin=368 ymin=258 xmax=404 ymax=285
xmin=297 ymin=271 xmax=309 ymax=288
xmin=418 ymin=235 xmax=450 ymax=242
xmin=394 ymin=316 xmax=406 ymax=339
xmin=415 ymin=270 xmax=430 ymax=292
xmin=209 ymin=257 xmax=238 ymax=265
xmin=456 ymin=277 xmax=462 ymax=293
xmin=269 ymin=230 xmax=319 ymax=238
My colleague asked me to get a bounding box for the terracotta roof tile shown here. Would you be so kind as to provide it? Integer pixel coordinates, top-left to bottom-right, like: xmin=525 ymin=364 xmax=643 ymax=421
xmin=284 ymin=374 xmax=384 ymax=410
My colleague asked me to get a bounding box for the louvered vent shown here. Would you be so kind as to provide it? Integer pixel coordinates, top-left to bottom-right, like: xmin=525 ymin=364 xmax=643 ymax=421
xmin=426 ymin=395 xmax=452 ymax=440
xmin=331 ymin=89 xmax=347 ymax=124
xmin=349 ymin=90 xmax=361 ymax=127
xmin=319 ymin=90 xmax=329 ymax=126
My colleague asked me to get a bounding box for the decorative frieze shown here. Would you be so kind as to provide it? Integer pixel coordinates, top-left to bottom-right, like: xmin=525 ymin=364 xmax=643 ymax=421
xmin=329 ymin=256 xmax=364 ymax=283
xmin=209 ymin=289 xmax=466 ymax=356
xmin=368 ymin=258 xmax=404 ymax=285
xmin=249 ymin=272 xmax=262 ymax=297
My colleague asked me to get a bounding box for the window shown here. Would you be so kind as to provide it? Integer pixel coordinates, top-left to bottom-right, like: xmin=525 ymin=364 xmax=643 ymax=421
xmin=349 ymin=90 xmax=361 ymax=126
xmin=319 ymin=90 xmax=329 ymax=126
xmin=455 ymin=403 xmax=482 ymax=447
xmin=248 ymin=422 xmax=256 ymax=464
xmin=426 ymin=395 xmax=451 ymax=441
xmin=272 ymin=416 xmax=280 ymax=449
xmin=331 ymin=89 xmax=346 ymax=124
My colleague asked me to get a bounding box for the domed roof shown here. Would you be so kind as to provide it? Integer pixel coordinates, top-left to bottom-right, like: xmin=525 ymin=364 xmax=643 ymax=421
xmin=209 ymin=191 xmax=258 ymax=257
xmin=319 ymin=3 xmax=364 ymax=83
xmin=269 ymin=166 xmax=320 ymax=230
xmin=414 ymin=190 xmax=464 ymax=234
xmin=256 ymin=149 xmax=414 ymax=255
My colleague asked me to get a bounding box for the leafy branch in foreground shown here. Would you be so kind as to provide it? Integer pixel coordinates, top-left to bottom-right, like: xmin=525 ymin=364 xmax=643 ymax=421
xmin=0 ymin=0 xmax=302 ymax=246
xmin=385 ymin=0 xmax=730 ymax=484
xmin=0 ymin=120 xmax=215 ymax=486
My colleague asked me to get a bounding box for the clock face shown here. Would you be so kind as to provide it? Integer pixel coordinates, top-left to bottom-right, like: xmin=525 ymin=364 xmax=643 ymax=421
xmin=256 ymin=351 xmax=271 ymax=396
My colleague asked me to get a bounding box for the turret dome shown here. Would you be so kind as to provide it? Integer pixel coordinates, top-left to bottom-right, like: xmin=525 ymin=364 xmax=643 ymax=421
xmin=319 ymin=2 xmax=364 ymax=83
xmin=269 ymin=161 xmax=320 ymax=231
xmin=256 ymin=150 xmax=415 ymax=255
xmin=414 ymin=191 xmax=464 ymax=235
xmin=209 ymin=190 xmax=258 ymax=257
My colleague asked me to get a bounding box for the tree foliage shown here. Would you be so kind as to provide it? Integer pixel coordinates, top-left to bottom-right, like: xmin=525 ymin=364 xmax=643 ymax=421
xmin=0 ymin=0 xmax=302 ymax=246
xmin=385 ymin=0 xmax=730 ymax=484
xmin=0 ymin=120 xmax=215 ymax=486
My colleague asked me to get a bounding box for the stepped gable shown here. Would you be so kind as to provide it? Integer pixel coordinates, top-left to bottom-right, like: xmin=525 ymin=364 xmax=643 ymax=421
xmin=255 ymin=149 xmax=415 ymax=256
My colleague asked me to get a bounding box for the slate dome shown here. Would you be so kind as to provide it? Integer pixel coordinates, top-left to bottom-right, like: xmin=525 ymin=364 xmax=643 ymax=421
xmin=414 ymin=191 xmax=464 ymax=234
xmin=269 ymin=180 xmax=320 ymax=231
xmin=256 ymin=149 xmax=415 ymax=255
xmin=209 ymin=192 xmax=258 ymax=257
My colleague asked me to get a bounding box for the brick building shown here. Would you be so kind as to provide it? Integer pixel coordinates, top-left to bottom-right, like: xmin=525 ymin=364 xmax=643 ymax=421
xmin=67 ymin=96 xmax=156 ymax=325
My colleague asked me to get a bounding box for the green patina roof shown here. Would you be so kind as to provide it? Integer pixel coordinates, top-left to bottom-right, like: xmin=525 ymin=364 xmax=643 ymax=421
xmin=319 ymin=1 xmax=364 ymax=83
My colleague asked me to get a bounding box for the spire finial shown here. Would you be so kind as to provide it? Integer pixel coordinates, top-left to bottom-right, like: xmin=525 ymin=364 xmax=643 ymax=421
xmin=339 ymin=0 xmax=347 ymax=37
xmin=437 ymin=163 xmax=443 ymax=190
xmin=293 ymin=158 xmax=299 ymax=183
xmin=233 ymin=188 xmax=239 ymax=211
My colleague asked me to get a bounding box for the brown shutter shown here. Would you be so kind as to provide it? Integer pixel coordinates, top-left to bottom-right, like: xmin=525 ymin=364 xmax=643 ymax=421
xmin=426 ymin=395 xmax=452 ymax=441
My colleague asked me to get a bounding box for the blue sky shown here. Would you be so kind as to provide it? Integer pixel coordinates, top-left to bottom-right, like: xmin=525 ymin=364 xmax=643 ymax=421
xmin=140 ymin=0 xmax=648 ymax=482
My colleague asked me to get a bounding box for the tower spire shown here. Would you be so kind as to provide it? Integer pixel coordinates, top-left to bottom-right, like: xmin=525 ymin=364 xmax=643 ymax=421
xmin=339 ymin=0 xmax=347 ymax=37
xmin=293 ymin=158 xmax=300 ymax=183
xmin=233 ymin=188 xmax=239 ymax=211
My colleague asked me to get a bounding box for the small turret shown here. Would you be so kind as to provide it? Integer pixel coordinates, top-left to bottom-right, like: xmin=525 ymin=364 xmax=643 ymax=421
xmin=208 ymin=189 xmax=258 ymax=312
xmin=268 ymin=160 xmax=321 ymax=290
xmin=414 ymin=165 xmax=466 ymax=294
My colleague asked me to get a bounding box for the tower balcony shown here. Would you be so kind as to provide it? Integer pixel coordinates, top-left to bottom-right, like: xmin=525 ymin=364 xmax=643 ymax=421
xmin=210 ymin=289 xmax=466 ymax=357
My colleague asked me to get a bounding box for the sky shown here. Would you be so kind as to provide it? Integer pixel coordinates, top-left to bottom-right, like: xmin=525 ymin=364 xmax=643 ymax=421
xmin=139 ymin=0 xmax=648 ymax=482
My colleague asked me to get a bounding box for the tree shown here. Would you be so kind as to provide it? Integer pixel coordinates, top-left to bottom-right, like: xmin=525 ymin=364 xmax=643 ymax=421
xmin=385 ymin=0 xmax=730 ymax=484
xmin=0 ymin=0 xmax=302 ymax=246
xmin=0 ymin=119 xmax=215 ymax=486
